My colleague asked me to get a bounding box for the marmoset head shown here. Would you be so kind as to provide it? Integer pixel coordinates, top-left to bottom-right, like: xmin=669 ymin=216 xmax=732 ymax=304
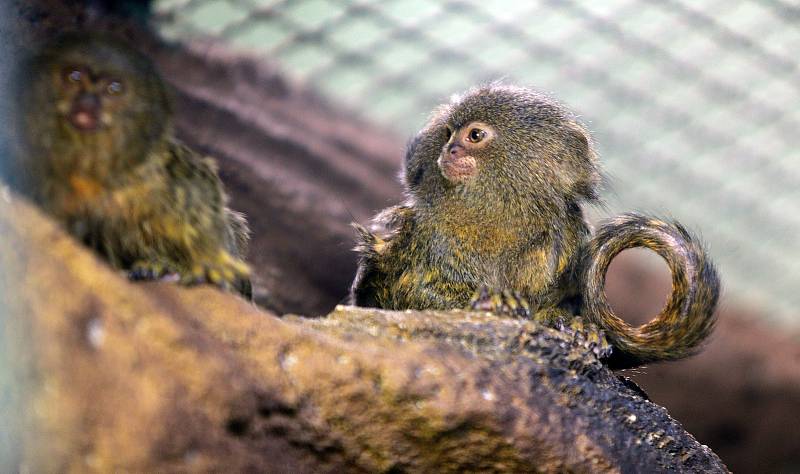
xmin=18 ymin=34 xmax=171 ymax=177
xmin=404 ymin=84 xmax=601 ymax=210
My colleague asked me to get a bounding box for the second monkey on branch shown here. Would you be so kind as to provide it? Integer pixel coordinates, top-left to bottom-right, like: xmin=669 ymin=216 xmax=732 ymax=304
xmin=349 ymin=84 xmax=720 ymax=369
xmin=10 ymin=35 xmax=252 ymax=297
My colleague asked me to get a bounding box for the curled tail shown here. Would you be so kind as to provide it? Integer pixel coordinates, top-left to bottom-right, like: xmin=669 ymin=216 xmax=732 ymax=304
xmin=583 ymin=213 xmax=720 ymax=369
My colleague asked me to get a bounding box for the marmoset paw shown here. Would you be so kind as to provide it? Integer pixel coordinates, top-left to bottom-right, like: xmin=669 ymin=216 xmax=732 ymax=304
xmin=129 ymin=259 xmax=179 ymax=281
xmin=559 ymin=317 xmax=613 ymax=360
xmin=180 ymin=251 xmax=252 ymax=299
xmin=469 ymin=287 xmax=532 ymax=319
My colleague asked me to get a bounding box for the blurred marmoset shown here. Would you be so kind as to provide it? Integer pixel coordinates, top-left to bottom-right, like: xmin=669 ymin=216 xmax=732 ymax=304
xmin=350 ymin=84 xmax=719 ymax=369
xmin=10 ymin=34 xmax=251 ymax=297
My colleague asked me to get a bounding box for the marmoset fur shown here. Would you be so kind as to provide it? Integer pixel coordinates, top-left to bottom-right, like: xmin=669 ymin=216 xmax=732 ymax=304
xmin=350 ymin=84 xmax=719 ymax=369
xmin=11 ymin=34 xmax=251 ymax=297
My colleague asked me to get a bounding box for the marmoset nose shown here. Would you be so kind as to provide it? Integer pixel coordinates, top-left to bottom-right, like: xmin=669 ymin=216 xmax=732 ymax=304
xmin=75 ymin=92 xmax=101 ymax=110
xmin=69 ymin=92 xmax=101 ymax=131
xmin=449 ymin=143 xmax=465 ymax=158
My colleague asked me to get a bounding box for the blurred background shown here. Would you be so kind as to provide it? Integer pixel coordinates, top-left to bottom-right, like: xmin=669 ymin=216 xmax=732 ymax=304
xmin=5 ymin=0 xmax=800 ymax=472
xmin=152 ymin=0 xmax=800 ymax=327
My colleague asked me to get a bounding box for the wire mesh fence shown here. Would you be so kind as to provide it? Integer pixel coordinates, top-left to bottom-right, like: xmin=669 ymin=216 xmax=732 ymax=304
xmin=152 ymin=0 xmax=800 ymax=326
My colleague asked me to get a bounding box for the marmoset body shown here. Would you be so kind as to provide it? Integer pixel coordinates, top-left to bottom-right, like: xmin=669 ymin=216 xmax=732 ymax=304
xmin=350 ymin=84 xmax=719 ymax=369
xmin=12 ymin=34 xmax=251 ymax=296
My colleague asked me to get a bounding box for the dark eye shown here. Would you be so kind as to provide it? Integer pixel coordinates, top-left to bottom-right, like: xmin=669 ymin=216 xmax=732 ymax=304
xmin=467 ymin=128 xmax=486 ymax=143
xmin=62 ymin=66 xmax=85 ymax=83
xmin=444 ymin=126 xmax=453 ymax=140
xmin=106 ymin=80 xmax=124 ymax=95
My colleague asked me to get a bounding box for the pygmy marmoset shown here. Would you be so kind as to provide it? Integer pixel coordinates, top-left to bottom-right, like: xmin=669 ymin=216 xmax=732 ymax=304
xmin=10 ymin=34 xmax=251 ymax=297
xmin=350 ymin=84 xmax=719 ymax=369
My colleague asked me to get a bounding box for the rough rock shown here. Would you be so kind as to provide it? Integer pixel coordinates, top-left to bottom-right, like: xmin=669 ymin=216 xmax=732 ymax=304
xmin=0 ymin=193 xmax=727 ymax=472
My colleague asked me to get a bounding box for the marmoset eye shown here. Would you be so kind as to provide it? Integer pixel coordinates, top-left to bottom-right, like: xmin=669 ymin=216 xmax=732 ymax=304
xmin=467 ymin=128 xmax=485 ymax=143
xmin=62 ymin=66 xmax=87 ymax=84
xmin=106 ymin=80 xmax=124 ymax=95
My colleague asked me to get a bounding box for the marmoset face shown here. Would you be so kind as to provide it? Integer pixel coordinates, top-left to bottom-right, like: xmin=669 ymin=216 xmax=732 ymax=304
xmin=52 ymin=60 xmax=130 ymax=132
xmin=404 ymin=84 xmax=600 ymax=205
xmin=21 ymin=35 xmax=171 ymax=174
xmin=437 ymin=121 xmax=496 ymax=183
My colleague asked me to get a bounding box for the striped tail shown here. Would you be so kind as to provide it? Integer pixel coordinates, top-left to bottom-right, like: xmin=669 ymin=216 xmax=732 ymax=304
xmin=583 ymin=213 xmax=720 ymax=369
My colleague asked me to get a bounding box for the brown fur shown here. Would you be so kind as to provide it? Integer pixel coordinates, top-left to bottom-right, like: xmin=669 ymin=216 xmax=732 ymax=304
xmin=350 ymin=83 xmax=719 ymax=369
xmin=9 ymin=34 xmax=251 ymax=297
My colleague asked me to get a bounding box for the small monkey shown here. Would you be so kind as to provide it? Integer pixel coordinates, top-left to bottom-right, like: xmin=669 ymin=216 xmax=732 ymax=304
xmin=350 ymin=84 xmax=719 ymax=369
xmin=10 ymin=34 xmax=251 ymax=297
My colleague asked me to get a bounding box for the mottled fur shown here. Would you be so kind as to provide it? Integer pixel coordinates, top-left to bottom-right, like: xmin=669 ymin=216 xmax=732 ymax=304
xmin=350 ymin=84 xmax=719 ymax=369
xmin=12 ymin=34 xmax=251 ymax=296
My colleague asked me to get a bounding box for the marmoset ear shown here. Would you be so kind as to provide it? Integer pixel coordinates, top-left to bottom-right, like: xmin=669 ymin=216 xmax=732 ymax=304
xmin=562 ymin=123 xmax=601 ymax=201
